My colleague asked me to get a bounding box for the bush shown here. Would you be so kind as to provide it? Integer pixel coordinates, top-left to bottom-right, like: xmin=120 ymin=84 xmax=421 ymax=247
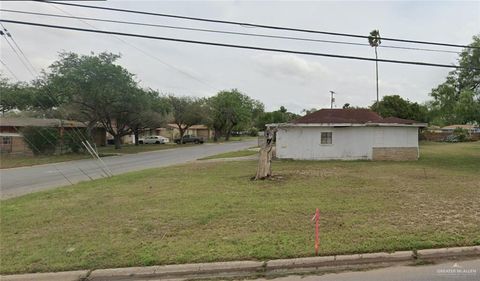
xmin=247 ymin=127 xmax=259 ymax=137
xmin=21 ymin=126 xmax=59 ymax=155
xmin=63 ymin=130 xmax=86 ymax=153
xmin=453 ymin=127 xmax=469 ymax=142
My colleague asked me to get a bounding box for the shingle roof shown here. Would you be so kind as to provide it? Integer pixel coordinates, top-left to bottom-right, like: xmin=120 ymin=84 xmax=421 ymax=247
xmin=381 ymin=117 xmax=419 ymax=125
xmin=293 ymin=109 xmax=383 ymax=124
xmin=442 ymin=124 xmax=478 ymax=130
xmin=167 ymin=124 xmax=209 ymax=129
xmin=291 ymin=109 xmax=421 ymax=125
xmin=0 ymin=117 xmax=86 ymax=128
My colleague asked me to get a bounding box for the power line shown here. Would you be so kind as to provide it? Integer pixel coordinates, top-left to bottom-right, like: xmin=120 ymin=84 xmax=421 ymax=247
xmin=45 ymin=5 xmax=221 ymax=92
xmin=0 ymin=19 xmax=475 ymax=70
xmin=0 ymin=58 xmax=20 ymax=80
xmin=0 ymin=30 xmax=35 ymax=77
xmin=1 ymin=9 xmax=461 ymax=55
xmin=1 ymin=21 xmax=111 ymax=179
xmin=41 ymin=0 xmax=479 ymax=50
xmin=0 ymin=22 xmax=38 ymax=74
xmin=1 ymin=22 xmax=91 ymax=151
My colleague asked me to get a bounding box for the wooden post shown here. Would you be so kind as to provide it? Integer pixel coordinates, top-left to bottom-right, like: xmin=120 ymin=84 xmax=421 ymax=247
xmin=254 ymin=127 xmax=275 ymax=180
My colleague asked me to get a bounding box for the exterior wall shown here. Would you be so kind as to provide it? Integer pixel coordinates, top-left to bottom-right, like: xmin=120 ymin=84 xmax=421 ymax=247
xmin=276 ymin=126 xmax=419 ymax=160
xmin=372 ymin=147 xmax=418 ymax=161
xmin=92 ymin=128 xmax=107 ymax=146
xmin=196 ymin=129 xmax=211 ymax=139
xmin=0 ymin=136 xmax=32 ymax=155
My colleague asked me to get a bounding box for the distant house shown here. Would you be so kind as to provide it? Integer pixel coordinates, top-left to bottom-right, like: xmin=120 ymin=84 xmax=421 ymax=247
xmin=441 ymin=124 xmax=480 ymax=133
xmin=0 ymin=117 xmax=106 ymax=154
xmin=141 ymin=124 xmax=213 ymax=141
xmin=268 ymin=109 xmax=426 ymax=161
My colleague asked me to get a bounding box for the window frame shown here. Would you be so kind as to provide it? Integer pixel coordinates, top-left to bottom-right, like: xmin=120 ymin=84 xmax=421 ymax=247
xmin=320 ymin=132 xmax=333 ymax=145
xmin=2 ymin=136 xmax=12 ymax=145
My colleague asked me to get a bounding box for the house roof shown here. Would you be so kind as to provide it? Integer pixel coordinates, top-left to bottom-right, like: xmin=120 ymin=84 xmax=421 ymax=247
xmin=0 ymin=117 xmax=86 ymax=128
xmin=167 ymin=124 xmax=209 ymax=130
xmin=442 ymin=124 xmax=478 ymax=130
xmin=271 ymin=109 xmax=426 ymax=127
xmin=292 ymin=109 xmax=383 ymax=124
xmin=381 ymin=116 xmax=420 ymax=125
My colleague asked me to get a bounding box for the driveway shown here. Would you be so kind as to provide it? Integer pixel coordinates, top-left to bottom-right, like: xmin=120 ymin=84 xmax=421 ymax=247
xmin=0 ymin=140 xmax=257 ymax=199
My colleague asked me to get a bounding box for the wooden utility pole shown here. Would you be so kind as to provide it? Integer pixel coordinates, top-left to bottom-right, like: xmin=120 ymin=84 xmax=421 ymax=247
xmin=330 ymin=91 xmax=335 ymax=109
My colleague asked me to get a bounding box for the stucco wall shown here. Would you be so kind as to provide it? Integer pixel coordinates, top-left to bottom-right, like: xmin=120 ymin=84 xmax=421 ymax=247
xmin=276 ymin=126 xmax=419 ymax=160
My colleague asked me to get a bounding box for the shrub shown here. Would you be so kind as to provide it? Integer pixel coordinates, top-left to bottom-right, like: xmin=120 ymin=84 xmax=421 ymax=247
xmin=63 ymin=130 xmax=86 ymax=153
xmin=453 ymin=127 xmax=469 ymax=142
xmin=21 ymin=126 xmax=59 ymax=155
xmin=247 ymin=127 xmax=259 ymax=137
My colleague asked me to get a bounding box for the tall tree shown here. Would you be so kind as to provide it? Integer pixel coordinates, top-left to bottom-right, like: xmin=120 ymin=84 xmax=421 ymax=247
xmin=429 ymin=35 xmax=480 ymax=125
xmin=0 ymin=76 xmax=35 ymax=115
xmin=208 ymin=89 xmax=261 ymax=141
xmin=368 ymin=29 xmax=382 ymax=103
xmin=168 ymin=95 xmax=205 ymax=143
xmin=128 ymin=89 xmax=170 ymax=146
xmin=43 ymin=52 xmax=146 ymax=149
xmin=371 ymin=95 xmax=429 ymax=122
xmin=256 ymin=106 xmax=299 ymax=129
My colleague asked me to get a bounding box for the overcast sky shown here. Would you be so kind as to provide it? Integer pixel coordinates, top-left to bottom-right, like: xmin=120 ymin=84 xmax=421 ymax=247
xmin=1 ymin=0 xmax=479 ymax=113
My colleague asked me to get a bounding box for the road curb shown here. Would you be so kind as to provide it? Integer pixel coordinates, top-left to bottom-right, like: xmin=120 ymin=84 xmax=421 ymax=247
xmin=2 ymin=246 xmax=479 ymax=281
xmin=88 ymin=261 xmax=265 ymax=281
xmin=0 ymin=270 xmax=89 ymax=281
xmin=416 ymin=246 xmax=480 ymax=260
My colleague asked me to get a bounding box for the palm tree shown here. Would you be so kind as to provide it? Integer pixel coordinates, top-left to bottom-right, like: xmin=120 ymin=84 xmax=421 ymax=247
xmin=368 ymin=29 xmax=381 ymax=103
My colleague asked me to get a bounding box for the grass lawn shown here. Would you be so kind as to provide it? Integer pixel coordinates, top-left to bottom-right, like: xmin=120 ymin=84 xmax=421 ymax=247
xmin=1 ymin=141 xmax=479 ymax=274
xmin=199 ymin=149 xmax=258 ymax=160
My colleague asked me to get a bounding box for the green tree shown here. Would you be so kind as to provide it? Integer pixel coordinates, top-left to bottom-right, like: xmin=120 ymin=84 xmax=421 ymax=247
xmin=168 ymin=95 xmax=205 ymax=143
xmin=301 ymin=108 xmax=317 ymax=115
xmin=429 ymin=35 xmax=480 ymax=125
xmin=207 ymin=89 xmax=262 ymax=141
xmin=0 ymin=76 xmax=35 ymax=115
xmin=256 ymin=106 xmax=300 ymax=129
xmin=42 ymin=52 xmax=147 ymax=149
xmin=368 ymin=29 xmax=381 ymax=103
xmin=371 ymin=95 xmax=429 ymax=122
xmin=128 ymin=89 xmax=170 ymax=146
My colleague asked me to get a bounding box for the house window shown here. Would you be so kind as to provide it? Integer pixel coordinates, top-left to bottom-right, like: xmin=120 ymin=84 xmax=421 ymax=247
xmin=2 ymin=136 xmax=12 ymax=144
xmin=321 ymin=132 xmax=332 ymax=144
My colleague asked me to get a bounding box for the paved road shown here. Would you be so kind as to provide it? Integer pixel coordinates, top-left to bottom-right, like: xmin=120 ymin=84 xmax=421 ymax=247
xmin=250 ymin=259 xmax=480 ymax=281
xmin=0 ymin=140 xmax=257 ymax=199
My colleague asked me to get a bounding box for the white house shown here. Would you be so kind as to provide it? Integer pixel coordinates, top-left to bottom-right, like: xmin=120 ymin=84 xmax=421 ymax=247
xmin=269 ymin=109 xmax=426 ymax=161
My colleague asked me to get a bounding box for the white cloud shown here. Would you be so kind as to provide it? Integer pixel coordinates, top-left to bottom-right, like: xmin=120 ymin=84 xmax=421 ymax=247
xmin=253 ymin=54 xmax=330 ymax=83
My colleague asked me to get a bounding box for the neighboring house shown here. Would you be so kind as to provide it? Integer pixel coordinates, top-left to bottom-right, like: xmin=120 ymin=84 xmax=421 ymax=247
xmin=0 ymin=117 xmax=106 ymax=154
xmin=441 ymin=124 xmax=480 ymax=133
xmin=268 ymin=109 xmax=426 ymax=161
xmin=141 ymin=124 xmax=213 ymax=141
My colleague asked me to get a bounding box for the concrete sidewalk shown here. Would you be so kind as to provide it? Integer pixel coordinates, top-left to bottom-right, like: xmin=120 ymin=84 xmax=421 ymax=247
xmin=2 ymin=246 xmax=479 ymax=281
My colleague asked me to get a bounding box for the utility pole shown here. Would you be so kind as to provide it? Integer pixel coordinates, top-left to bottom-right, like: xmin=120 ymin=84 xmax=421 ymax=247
xmin=329 ymin=91 xmax=336 ymax=109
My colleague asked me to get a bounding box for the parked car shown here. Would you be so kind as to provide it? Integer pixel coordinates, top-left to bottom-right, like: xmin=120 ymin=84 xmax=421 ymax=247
xmin=157 ymin=136 xmax=170 ymax=143
xmin=174 ymin=135 xmax=204 ymax=144
xmin=138 ymin=136 xmax=167 ymax=144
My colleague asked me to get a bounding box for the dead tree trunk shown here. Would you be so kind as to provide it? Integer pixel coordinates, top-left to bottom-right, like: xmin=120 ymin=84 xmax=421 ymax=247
xmin=254 ymin=128 xmax=275 ymax=180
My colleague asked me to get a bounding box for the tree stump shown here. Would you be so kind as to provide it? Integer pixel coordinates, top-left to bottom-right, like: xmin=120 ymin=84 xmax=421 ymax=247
xmin=254 ymin=128 xmax=275 ymax=180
